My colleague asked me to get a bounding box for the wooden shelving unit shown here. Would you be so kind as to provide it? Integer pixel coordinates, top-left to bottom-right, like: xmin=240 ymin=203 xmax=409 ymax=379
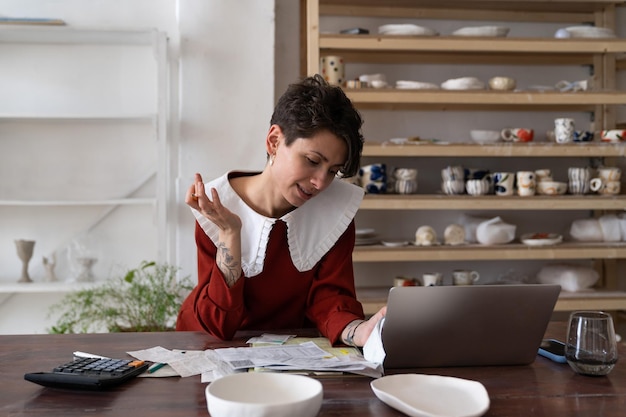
xmin=305 ymin=0 xmax=626 ymax=314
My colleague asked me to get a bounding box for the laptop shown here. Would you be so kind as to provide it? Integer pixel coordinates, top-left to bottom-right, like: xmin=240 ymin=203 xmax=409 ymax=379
xmin=380 ymin=284 xmax=561 ymax=369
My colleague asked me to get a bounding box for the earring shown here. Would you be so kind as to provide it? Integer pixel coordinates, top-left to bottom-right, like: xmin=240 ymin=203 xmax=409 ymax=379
xmin=270 ymin=154 xmax=275 ymax=166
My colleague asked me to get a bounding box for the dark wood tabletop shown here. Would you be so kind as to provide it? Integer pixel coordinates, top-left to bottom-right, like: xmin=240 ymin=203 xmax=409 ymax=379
xmin=2 ymin=322 xmax=625 ymax=416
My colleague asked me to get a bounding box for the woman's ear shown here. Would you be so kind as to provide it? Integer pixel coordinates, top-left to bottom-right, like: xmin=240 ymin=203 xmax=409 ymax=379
xmin=265 ymin=124 xmax=283 ymax=155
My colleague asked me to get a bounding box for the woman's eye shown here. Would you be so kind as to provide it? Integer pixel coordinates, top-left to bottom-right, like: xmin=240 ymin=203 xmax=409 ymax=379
xmin=306 ymin=157 xmax=319 ymax=166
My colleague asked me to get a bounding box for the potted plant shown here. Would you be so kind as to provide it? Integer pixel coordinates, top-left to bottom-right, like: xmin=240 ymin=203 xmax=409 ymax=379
xmin=48 ymin=261 xmax=194 ymax=333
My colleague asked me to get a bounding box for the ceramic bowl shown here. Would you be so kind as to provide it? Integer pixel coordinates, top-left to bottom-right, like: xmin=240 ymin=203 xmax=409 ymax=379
xmin=206 ymin=373 xmax=323 ymax=417
xmin=441 ymin=77 xmax=485 ymax=90
xmin=470 ymin=130 xmax=501 ymax=144
xmin=536 ymin=181 xmax=567 ymax=196
xmin=488 ymin=76 xmax=516 ymax=91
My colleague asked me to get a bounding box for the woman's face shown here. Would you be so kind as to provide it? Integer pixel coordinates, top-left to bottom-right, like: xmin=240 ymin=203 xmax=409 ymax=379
xmin=272 ymin=129 xmax=347 ymax=208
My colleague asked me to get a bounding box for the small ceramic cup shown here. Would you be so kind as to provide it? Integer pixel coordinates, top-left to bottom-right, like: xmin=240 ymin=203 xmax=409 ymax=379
xmin=554 ymin=118 xmax=575 ymax=144
xmin=501 ymin=128 xmax=534 ymax=143
xmin=534 ymin=169 xmax=553 ymax=183
xmin=441 ymin=165 xmax=465 ymax=181
xmin=493 ymin=172 xmax=515 ymax=196
xmin=516 ymin=171 xmax=536 ymax=196
xmin=452 ymin=270 xmax=480 ymax=285
xmin=596 ymin=167 xmax=622 ymax=182
xmin=590 ymin=179 xmax=621 ymax=195
xmin=421 ymin=272 xmax=443 ymax=286
xmin=359 ymin=163 xmax=386 ymax=194
xmin=442 ymin=179 xmax=465 ymax=195
xmin=320 ymin=55 xmax=345 ymax=86
xmin=466 ymin=179 xmax=490 ymax=196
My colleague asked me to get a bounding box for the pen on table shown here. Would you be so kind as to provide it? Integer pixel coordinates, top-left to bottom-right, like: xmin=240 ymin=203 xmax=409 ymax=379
xmin=148 ymin=362 xmax=167 ymax=373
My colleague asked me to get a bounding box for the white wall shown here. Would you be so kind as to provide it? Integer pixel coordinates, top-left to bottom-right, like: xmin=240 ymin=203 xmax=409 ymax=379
xmin=0 ymin=0 xmax=280 ymax=333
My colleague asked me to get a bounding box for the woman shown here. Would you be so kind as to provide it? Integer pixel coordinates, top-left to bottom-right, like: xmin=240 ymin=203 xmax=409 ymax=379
xmin=176 ymin=75 xmax=386 ymax=347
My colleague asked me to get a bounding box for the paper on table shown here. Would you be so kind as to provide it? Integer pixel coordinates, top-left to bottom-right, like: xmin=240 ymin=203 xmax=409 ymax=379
xmin=363 ymin=317 xmax=386 ymax=365
xmin=127 ymin=346 xmax=218 ymax=378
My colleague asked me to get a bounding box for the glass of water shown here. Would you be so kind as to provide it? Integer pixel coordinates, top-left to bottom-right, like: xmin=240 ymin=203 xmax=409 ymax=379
xmin=565 ymin=311 xmax=618 ymax=376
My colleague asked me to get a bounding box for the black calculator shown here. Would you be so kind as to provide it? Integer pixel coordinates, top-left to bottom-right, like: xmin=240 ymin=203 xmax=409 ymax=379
xmin=24 ymin=357 xmax=149 ymax=390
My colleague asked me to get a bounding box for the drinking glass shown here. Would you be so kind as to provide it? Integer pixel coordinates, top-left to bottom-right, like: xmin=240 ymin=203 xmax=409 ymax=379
xmin=565 ymin=311 xmax=618 ymax=376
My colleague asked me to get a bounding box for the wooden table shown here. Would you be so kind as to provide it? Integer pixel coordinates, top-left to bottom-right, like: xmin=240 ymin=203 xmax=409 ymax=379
xmin=2 ymin=322 xmax=625 ymax=416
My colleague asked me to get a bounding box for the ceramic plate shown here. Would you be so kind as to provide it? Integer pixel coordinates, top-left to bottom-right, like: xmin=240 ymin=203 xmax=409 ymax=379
xmin=520 ymin=233 xmax=563 ymax=246
xmin=378 ymin=24 xmax=438 ymax=36
xmin=371 ymin=374 xmax=490 ymax=417
xmin=381 ymin=240 xmax=410 ymax=247
xmin=356 ymin=228 xmax=376 ymax=237
xmin=451 ymin=26 xmax=509 ymax=37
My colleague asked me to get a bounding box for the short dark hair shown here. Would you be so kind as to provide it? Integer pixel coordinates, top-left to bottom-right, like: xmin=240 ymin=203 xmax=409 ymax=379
xmin=270 ymin=74 xmax=364 ymax=178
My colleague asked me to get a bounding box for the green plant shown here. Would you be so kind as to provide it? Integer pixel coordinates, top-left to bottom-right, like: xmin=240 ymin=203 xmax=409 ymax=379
xmin=48 ymin=261 xmax=194 ymax=334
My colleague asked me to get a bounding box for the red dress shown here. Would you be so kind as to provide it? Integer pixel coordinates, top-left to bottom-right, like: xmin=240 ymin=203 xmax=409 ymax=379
xmin=176 ymin=172 xmax=365 ymax=344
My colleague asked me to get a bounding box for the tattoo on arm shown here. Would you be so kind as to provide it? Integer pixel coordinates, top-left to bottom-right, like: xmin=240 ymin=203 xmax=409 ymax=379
xmin=216 ymin=241 xmax=241 ymax=287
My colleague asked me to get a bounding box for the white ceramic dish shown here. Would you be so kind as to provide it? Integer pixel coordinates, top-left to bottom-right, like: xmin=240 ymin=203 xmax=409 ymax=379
xmin=470 ymin=130 xmax=501 ymax=144
xmin=206 ymin=373 xmax=323 ymax=417
xmin=378 ymin=24 xmax=438 ymax=36
xmin=520 ymin=233 xmax=563 ymax=246
xmin=441 ymin=77 xmax=485 ymax=90
xmin=452 ymin=26 xmax=510 ymax=37
xmin=371 ymin=374 xmax=490 ymax=417
xmin=381 ymin=240 xmax=410 ymax=247
xmin=356 ymin=228 xmax=376 ymax=237
xmin=562 ymin=26 xmax=615 ymax=38
xmin=395 ymin=80 xmax=440 ymax=90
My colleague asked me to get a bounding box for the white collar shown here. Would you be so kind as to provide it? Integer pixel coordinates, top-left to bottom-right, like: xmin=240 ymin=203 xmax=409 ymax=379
xmin=191 ymin=172 xmax=364 ymax=277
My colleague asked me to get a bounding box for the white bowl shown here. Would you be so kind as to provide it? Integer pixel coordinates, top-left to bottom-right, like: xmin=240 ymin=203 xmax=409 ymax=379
xmin=470 ymin=130 xmax=501 ymax=144
xmin=441 ymin=77 xmax=485 ymax=90
xmin=206 ymin=373 xmax=323 ymax=417
xmin=488 ymin=76 xmax=516 ymax=91
xmin=536 ymin=181 xmax=567 ymax=196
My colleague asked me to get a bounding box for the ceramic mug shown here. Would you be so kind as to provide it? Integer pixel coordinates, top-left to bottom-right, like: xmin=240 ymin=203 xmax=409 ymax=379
xmin=442 ymin=165 xmax=465 ymax=181
xmin=466 ymin=179 xmax=490 ymax=196
xmin=359 ymin=163 xmax=386 ymax=194
xmin=590 ymin=179 xmax=621 ymax=195
xmin=501 ymin=128 xmax=534 ymax=143
xmin=452 ymin=270 xmax=480 ymax=285
xmin=567 ymin=167 xmax=591 ymax=194
xmin=554 ymin=118 xmax=575 ymax=144
xmin=442 ymin=179 xmax=465 ymax=195
xmin=393 ymin=168 xmax=418 ymax=194
xmin=493 ymin=172 xmax=515 ymax=196
xmin=320 ymin=55 xmax=345 ymax=86
xmin=516 ymin=171 xmax=536 ymax=196
xmin=534 ymin=169 xmax=553 ymax=183
xmin=596 ymin=167 xmax=622 ymax=182
xmin=421 ymin=272 xmax=443 ymax=286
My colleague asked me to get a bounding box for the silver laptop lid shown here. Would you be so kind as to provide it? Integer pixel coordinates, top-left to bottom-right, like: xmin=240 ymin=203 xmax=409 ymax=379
xmin=381 ymin=284 xmax=561 ymax=369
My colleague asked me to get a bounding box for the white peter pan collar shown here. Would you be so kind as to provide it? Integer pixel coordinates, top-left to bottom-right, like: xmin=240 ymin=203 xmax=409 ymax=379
xmin=191 ymin=172 xmax=364 ymax=277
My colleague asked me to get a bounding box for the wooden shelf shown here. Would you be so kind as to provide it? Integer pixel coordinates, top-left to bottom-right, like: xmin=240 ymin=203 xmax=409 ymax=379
xmin=363 ymin=142 xmax=626 ymax=157
xmin=360 ymin=194 xmax=626 ymax=210
xmin=346 ymin=90 xmax=626 ymax=109
xmin=353 ymin=242 xmax=626 ymax=262
xmin=0 ymin=281 xmax=98 ymax=294
xmin=356 ymin=286 xmax=626 ymax=315
xmin=321 ymin=35 xmax=626 ymax=55
xmin=319 ymin=0 xmax=625 ymax=20
xmin=0 ymin=198 xmax=156 ymax=207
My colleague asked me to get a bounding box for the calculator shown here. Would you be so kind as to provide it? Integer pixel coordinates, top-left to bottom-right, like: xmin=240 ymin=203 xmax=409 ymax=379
xmin=24 ymin=357 xmax=149 ymax=390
